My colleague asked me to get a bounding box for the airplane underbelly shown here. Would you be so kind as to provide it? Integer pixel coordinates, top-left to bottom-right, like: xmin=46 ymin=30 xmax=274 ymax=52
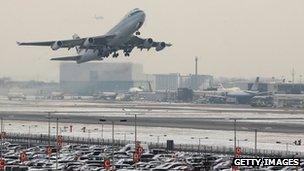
xmin=110 ymin=36 xmax=129 ymax=46
xmin=78 ymin=50 xmax=99 ymax=63
xmin=109 ymin=20 xmax=137 ymax=47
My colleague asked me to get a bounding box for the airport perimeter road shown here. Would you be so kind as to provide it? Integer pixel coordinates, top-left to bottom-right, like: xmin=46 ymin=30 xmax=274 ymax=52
xmin=0 ymin=99 xmax=304 ymax=134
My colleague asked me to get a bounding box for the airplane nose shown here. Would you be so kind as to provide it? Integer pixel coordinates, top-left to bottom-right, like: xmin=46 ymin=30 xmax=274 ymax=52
xmin=141 ymin=12 xmax=146 ymax=22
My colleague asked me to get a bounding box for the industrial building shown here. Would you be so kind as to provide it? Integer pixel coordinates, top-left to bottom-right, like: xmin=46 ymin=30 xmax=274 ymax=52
xmin=59 ymin=61 xmax=214 ymax=96
xmin=154 ymin=73 xmax=180 ymax=91
xmin=60 ymin=62 xmax=149 ymax=95
xmin=180 ymin=74 xmax=213 ymax=90
xmin=153 ymin=74 xmax=213 ymax=91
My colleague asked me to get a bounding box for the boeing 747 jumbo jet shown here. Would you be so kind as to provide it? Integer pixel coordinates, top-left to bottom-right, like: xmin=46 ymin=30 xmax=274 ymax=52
xmin=17 ymin=8 xmax=172 ymax=64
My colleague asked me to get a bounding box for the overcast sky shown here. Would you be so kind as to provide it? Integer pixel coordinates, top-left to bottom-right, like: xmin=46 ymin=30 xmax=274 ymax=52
xmin=1 ymin=0 xmax=304 ymax=82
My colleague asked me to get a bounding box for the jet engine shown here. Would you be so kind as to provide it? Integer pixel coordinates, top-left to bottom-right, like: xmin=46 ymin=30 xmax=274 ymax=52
xmin=155 ymin=42 xmax=166 ymax=51
xmin=98 ymin=46 xmax=111 ymax=57
xmin=83 ymin=38 xmax=94 ymax=47
xmin=143 ymin=38 xmax=153 ymax=49
xmin=51 ymin=41 xmax=63 ymax=50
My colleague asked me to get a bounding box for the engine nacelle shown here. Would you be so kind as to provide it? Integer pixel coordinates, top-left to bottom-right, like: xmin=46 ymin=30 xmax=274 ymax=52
xmin=143 ymin=38 xmax=153 ymax=49
xmin=51 ymin=41 xmax=63 ymax=50
xmin=155 ymin=42 xmax=166 ymax=51
xmin=83 ymin=38 xmax=94 ymax=47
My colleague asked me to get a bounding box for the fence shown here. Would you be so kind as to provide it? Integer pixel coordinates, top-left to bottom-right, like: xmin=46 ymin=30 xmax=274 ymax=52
xmin=3 ymin=133 xmax=303 ymax=158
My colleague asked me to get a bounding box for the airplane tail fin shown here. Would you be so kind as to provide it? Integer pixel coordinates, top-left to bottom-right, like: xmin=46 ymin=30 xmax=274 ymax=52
xmin=72 ymin=34 xmax=81 ymax=54
xmin=217 ymin=83 xmax=225 ymax=91
xmin=147 ymin=81 xmax=153 ymax=92
xmin=250 ymin=77 xmax=259 ymax=91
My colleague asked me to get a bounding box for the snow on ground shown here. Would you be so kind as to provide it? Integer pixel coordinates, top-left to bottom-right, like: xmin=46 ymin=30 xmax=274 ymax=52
xmin=3 ymin=120 xmax=303 ymax=153
xmin=0 ymin=98 xmax=303 ymax=153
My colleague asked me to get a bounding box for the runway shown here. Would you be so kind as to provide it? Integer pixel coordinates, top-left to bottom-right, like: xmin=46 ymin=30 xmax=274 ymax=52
xmin=0 ymin=98 xmax=303 ymax=133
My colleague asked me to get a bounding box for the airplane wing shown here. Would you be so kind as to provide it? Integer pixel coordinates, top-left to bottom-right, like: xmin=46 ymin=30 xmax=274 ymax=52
xmin=50 ymin=55 xmax=81 ymax=61
xmin=17 ymin=35 xmax=115 ymax=49
xmin=126 ymin=36 xmax=172 ymax=50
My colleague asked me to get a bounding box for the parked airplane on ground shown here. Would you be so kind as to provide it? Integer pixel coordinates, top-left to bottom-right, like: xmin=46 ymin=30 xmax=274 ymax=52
xmin=224 ymin=77 xmax=270 ymax=97
xmin=196 ymin=77 xmax=272 ymax=104
xmin=201 ymin=77 xmax=266 ymax=97
xmin=17 ymin=8 xmax=172 ymax=63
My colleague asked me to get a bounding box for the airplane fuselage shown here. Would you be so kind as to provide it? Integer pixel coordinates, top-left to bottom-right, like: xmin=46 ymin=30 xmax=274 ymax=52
xmin=77 ymin=10 xmax=145 ymax=63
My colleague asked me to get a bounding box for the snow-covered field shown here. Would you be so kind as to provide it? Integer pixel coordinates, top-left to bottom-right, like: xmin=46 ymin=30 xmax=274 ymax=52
xmin=0 ymin=98 xmax=303 ymax=153
xmin=2 ymin=120 xmax=303 ymax=153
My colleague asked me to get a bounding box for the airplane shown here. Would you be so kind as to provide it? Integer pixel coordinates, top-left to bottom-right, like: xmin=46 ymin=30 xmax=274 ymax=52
xmin=17 ymin=8 xmax=172 ymax=64
xmin=200 ymin=77 xmax=267 ymax=98
xmin=94 ymin=15 xmax=104 ymax=20
xmin=225 ymin=77 xmax=269 ymax=97
xmin=216 ymin=84 xmax=241 ymax=93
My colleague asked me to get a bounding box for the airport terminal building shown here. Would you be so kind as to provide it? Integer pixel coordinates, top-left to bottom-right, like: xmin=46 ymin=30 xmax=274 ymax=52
xmin=60 ymin=63 xmax=148 ymax=95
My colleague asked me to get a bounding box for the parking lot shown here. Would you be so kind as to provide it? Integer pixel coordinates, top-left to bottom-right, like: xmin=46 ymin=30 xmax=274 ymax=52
xmin=0 ymin=141 xmax=303 ymax=171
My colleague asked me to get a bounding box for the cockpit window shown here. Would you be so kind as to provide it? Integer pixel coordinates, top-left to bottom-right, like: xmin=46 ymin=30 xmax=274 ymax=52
xmin=125 ymin=8 xmax=142 ymax=18
xmin=130 ymin=10 xmax=142 ymax=16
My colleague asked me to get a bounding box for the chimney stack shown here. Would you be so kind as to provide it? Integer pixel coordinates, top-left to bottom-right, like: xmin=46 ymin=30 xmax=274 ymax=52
xmin=195 ymin=57 xmax=198 ymax=76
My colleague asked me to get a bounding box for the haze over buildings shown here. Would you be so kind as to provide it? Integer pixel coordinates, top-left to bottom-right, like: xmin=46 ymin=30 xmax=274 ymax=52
xmin=60 ymin=63 xmax=213 ymax=95
xmin=1 ymin=0 xmax=304 ymax=81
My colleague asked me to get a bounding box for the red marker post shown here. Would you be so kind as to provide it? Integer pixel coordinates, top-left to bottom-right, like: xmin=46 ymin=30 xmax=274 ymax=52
xmin=103 ymin=159 xmax=111 ymax=170
xmin=0 ymin=159 xmax=5 ymax=170
xmin=133 ymin=152 xmax=140 ymax=163
xmin=20 ymin=151 xmax=27 ymax=163
xmin=137 ymin=146 xmax=144 ymax=155
xmin=233 ymin=147 xmax=242 ymax=171
xmin=46 ymin=146 xmax=52 ymax=156
xmin=56 ymin=135 xmax=63 ymax=148
xmin=235 ymin=147 xmax=242 ymax=157
xmin=0 ymin=132 xmax=6 ymax=139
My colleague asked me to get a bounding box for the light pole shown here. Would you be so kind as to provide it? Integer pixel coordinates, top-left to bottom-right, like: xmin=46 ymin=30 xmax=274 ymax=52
xmin=56 ymin=117 xmax=59 ymax=170
xmin=150 ymin=134 xmax=167 ymax=148
xmin=88 ymin=129 xmax=91 ymax=139
xmin=22 ymin=124 xmax=38 ymax=148
xmin=46 ymin=115 xmax=68 ymax=170
xmin=233 ymin=119 xmax=237 ymax=157
xmin=191 ymin=137 xmax=208 ymax=151
xmin=45 ymin=112 xmax=57 ymax=148
xmin=48 ymin=113 xmax=51 ymax=147
xmin=116 ymin=132 xmax=127 ymax=143
xmin=101 ymin=123 xmax=104 ymax=140
xmin=276 ymin=141 xmax=293 ymax=155
xmin=0 ymin=117 xmax=3 ymax=159
xmin=123 ymin=132 xmax=126 ymax=143
xmin=100 ymin=118 xmax=127 ymax=169
xmin=300 ymin=75 xmax=303 ymax=93
xmin=98 ymin=120 xmax=105 ymax=143
xmin=254 ymin=129 xmax=257 ymax=157
xmin=123 ymin=109 xmax=145 ymax=146
xmin=239 ymin=126 xmax=272 ymax=157
xmin=0 ymin=118 xmax=3 ymax=134
xmin=236 ymin=139 xmax=248 ymax=147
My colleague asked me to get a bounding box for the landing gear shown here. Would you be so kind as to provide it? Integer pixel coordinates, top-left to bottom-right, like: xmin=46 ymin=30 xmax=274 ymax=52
xmin=135 ymin=31 xmax=140 ymax=35
xmin=124 ymin=53 xmax=130 ymax=57
xmin=112 ymin=52 xmax=119 ymax=58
